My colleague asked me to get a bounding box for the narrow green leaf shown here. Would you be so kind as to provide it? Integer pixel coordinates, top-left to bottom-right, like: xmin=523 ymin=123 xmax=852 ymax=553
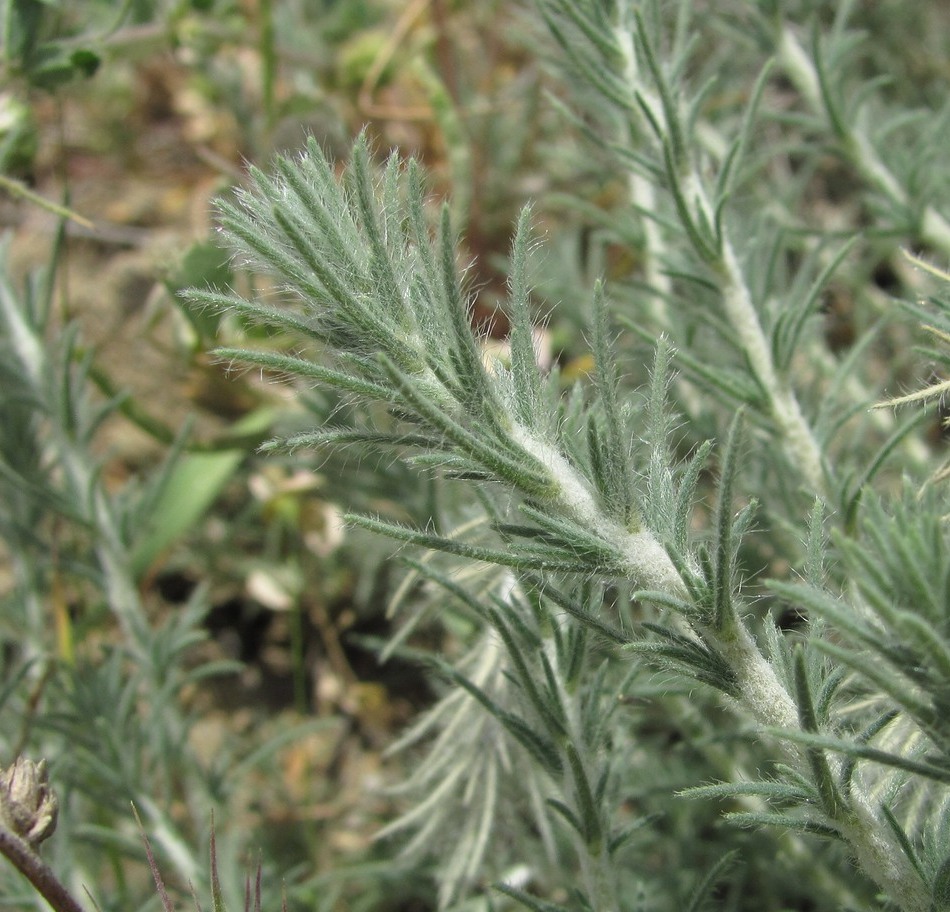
xmin=217 ymin=205 xmax=329 ymax=306
xmin=765 ymin=728 xmax=950 ymax=785
xmin=674 ymin=439 xmax=712 ymax=553
xmin=685 ymin=851 xmax=739 ymax=912
xmin=681 ymin=779 xmax=814 ymax=803
xmin=632 ymin=589 xmax=696 ymax=618
xmin=397 ymin=558 xmax=491 ymax=622
xmin=275 ymin=153 xmax=355 ymax=271
xmin=269 ymin=203 xmax=362 ymax=316
xmin=182 ymin=289 xmax=319 ymax=340
xmin=632 ymin=624 xmax=739 ymax=697
xmin=540 ymin=9 xmax=632 ymax=111
xmin=349 ymin=138 xmax=407 ymax=322
xmin=768 ymin=581 xmax=896 ymax=666
xmin=724 ymin=811 xmax=840 ymax=839
xmin=488 ymin=607 xmax=567 ymax=739
xmin=563 ymin=625 xmax=589 ymax=687
xmin=716 ymin=59 xmax=774 ymax=201
xmin=635 ymin=11 xmax=685 ymax=165
xmin=804 ymin=497 xmax=827 ymax=587
xmin=346 ymin=513 xmax=590 ymax=574
xmin=507 ymin=205 xmax=544 ymax=427
xmin=895 ymin=613 xmax=950 ymax=682
xmin=812 ymin=638 xmax=934 ymax=726
xmin=673 ymin=345 xmax=768 ymax=407
xmin=546 ymin=798 xmax=584 ymax=838
xmin=607 ymin=815 xmax=656 ymax=856
xmin=518 ymin=503 xmax=620 ymax=566
xmin=793 ymin=649 xmax=845 ymax=819
xmin=528 ymin=579 xmax=631 ymax=644
xmin=811 ymin=23 xmax=848 ymax=140
xmin=566 ymin=742 xmax=603 ymax=850
xmin=879 ymin=804 xmax=926 ymax=883
xmin=590 ymin=281 xmax=631 ymax=519
xmin=435 ymin=661 xmax=563 ymax=776
xmin=843 ymin=405 xmax=928 ymax=530
xmin=839 ymin=710 xmax=900 ymax=792
xmin=814 ymin=666 xmax=847 ymax=725
xmin=212 ymin=347 xmax=392 ymax=401
xmin=774 ymin=237 xmax=858 ymax=373
xmin=437 ymin=205 xmax=495 ymax=416
xmin=661 ymin=140 xmax=719 ymax=263
xmin=550 ymin=0 xmax=620 ymax=63
xmin=379 ymin=355 xmax=556 ymax=499
xmin=713 ymin=410 xmax=745 ymax=632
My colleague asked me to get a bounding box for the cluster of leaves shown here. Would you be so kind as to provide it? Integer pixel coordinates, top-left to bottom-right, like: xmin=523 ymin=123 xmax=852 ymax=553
xmin=191 ymin=2 xmax=950 ymax=911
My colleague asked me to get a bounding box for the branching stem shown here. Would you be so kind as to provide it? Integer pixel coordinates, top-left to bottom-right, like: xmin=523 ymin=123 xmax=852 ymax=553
xmin=776 ymin=24 xmax=950 ymax=257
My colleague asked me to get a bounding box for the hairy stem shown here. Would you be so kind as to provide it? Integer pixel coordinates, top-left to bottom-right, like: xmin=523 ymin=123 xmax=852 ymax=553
xmin=776 ymin=24 xmax=950 ymax=257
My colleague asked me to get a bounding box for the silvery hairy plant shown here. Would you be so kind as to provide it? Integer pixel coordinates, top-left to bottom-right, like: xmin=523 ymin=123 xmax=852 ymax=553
xmin=190 ymin=1 xmax=950 ymax=910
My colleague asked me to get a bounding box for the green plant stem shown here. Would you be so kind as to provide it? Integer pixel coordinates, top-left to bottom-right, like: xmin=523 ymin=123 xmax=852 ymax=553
xmin=713 ymin=241 xmax=827 ymax=496
xmin=515 ymin=407 xmax=809 ymax=766
xmin=691 ymin=607 xmax=927 ymax=910
xmin=613 ymin=8 xmax=828 ymax=497
xmin=775 ymin=24 xmax=950 ymax=256
xmin=627 ymin=540 xmax=927 ymax=909
xmin=613 ymin=16 xmax=672 ymax=326
xmin=0 ymin=175 xmax=94 ymax=228
xmin=259 ymin=0 xmax=276 ymax=134
xmin=509 ymin=420 xmax=686 ymax=593
xmin=546 ymin=636 xmax=619 ymax=911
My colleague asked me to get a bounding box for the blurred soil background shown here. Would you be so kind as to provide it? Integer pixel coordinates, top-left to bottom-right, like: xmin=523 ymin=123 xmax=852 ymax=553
xmin=0 ymin=1 xmax=571 ymax=907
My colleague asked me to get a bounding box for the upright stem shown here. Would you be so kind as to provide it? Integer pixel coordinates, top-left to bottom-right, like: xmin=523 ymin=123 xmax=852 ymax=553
xmin=776 ymin=24 xmax=950 ymax=258
xmin=612 ymin=10 xmax=828 ymax=498
xmin=714 ymin=241 xmax=827 ymax=497
xmin=547 ymin=637 xmax=620 ymax=912
xmin=614 ymin=17 xmax=673 ymax=328
xmin=518 ymin=404 xmax=923 ymax=908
